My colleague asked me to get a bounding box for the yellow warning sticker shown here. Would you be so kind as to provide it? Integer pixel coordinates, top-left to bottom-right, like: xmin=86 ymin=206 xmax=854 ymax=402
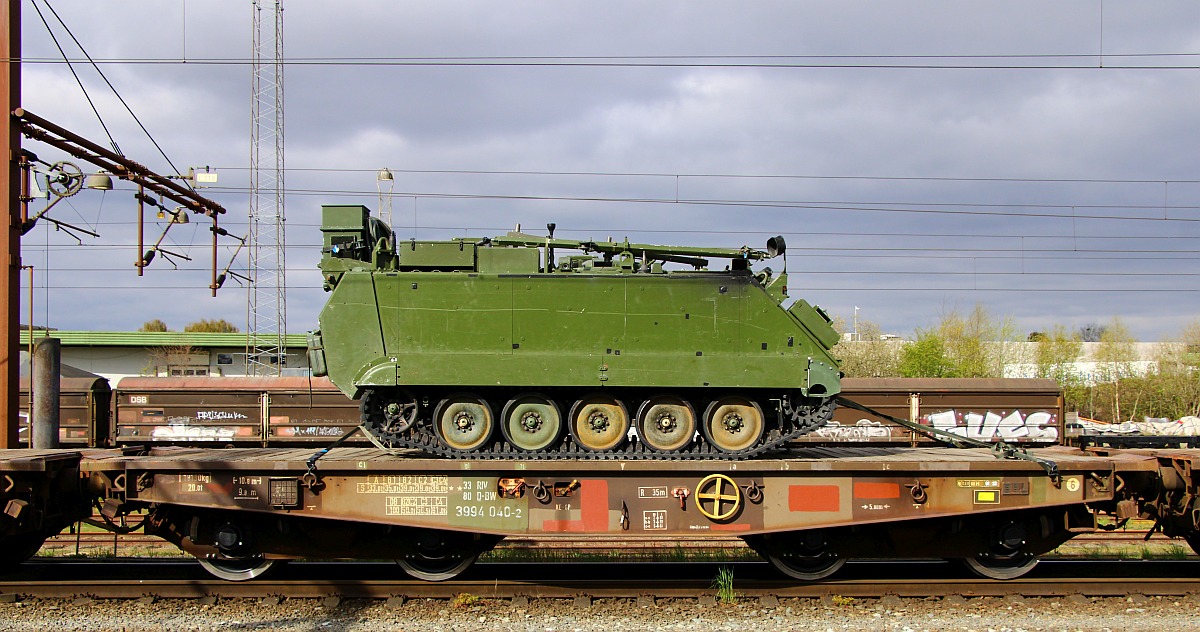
xmin=974 ymin=489 xmax=1001 ymax=504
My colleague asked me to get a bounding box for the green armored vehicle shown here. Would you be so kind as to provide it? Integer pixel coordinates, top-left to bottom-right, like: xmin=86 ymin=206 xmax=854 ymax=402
xmin=307 ymin=204 xmax=841 ymax=459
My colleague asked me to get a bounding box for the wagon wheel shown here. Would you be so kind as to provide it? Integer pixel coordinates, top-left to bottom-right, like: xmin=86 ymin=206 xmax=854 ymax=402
xmin=1185 ymin=533 xmax=1200 ymax=557
xmin=702 ymin=397 xmax=764 ymax=453
xmin=960 ymin=553 xmax=1039 ymax=580
xmin=569 ymin=394 xmax=630 ymax=452
xmin=196 ymin=555 xmax=280 ymax=582
xmin=397 ymin=553 xmax=479 ymax=582
xmin=501 ymin=394 xmax=562 ymax=451
xmin=636 ymin=395 xmax=696 ymax=452
xmin=0 ymin=533 xmax=47 ymax=571
xmin=765 ymin=552 xmax=846 ymax=581
xmin=396 ymin=529 xmax=487 ymax=581
xmin=745 ymin=532 xmax=845 ymax=581
xmin=433 ymin=394 xmax=494 ymax=451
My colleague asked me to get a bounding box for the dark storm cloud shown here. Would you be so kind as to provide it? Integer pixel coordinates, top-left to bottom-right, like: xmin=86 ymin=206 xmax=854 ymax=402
xmin=13 ymin=1 xmax=1200 ymax=341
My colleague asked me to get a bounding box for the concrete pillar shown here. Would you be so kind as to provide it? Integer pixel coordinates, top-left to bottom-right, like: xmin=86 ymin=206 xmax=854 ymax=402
xmin=31 ymin=337 xmax=59 ymax=449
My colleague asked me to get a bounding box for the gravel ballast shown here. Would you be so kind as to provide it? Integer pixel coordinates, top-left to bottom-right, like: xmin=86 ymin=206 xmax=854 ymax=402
xmin=1 ymin=594 xmax=1198 ymax=632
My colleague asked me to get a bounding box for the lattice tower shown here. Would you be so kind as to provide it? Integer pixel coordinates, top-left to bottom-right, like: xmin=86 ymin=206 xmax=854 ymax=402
xmin=247 ymin=0 xmax=286 ymax=375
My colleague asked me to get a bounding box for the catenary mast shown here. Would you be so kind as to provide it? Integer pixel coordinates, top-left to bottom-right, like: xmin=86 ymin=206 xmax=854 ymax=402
xmin=247 ymin=0 xmax=287 ymax=375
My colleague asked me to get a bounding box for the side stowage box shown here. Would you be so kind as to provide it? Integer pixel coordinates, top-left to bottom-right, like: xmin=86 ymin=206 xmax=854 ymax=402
xmin=788 ymin=299 xmax=840 ymax=349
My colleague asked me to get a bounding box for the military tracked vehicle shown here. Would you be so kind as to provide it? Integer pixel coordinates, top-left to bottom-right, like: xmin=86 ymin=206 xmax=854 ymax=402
xmin=307 ymin=204 xmax=841 ymax=459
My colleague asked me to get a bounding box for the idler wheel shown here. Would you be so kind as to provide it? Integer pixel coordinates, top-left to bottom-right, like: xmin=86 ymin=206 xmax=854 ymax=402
xmin=569 ymin=394 xmax=630 ymax=451
xmin=361 ymin=388 xmax=419 ymax=436
xmin=702 ymin=397 xmax=764 ymax=453
xmin=433 ymin=394 xmax=494 ymax=451
xmin=501 ymin=394 xmax=562 ymax=451
xmin=636 ymin=395 xmax=696 ymax=452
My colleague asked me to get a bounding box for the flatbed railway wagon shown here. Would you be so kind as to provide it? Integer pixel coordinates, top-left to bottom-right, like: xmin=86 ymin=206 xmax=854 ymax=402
xmin=1 ymin=441 xmax=1198 ymax=583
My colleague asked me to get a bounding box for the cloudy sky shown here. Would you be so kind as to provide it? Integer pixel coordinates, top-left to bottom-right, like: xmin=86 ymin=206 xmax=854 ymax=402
xmin=14 ymin=1 xmax=1200 ymax=342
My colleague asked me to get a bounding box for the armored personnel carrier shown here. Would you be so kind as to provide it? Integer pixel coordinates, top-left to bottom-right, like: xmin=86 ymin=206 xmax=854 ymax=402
xmin=307 ymin=204 xmax=841 ymax=459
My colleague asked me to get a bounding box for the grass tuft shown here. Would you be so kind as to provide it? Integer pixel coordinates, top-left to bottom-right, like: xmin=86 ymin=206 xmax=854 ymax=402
xmin=711 ymin=565 xmax=737 ymax=605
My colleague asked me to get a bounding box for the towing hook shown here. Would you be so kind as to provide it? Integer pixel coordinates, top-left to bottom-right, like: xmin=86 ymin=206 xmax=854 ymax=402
xmin=744 ymin=481 xmax=764 ymax=504
xmin=533 ymin=481 xmax=551 ymax=504
xmin=300 ymin=470 xmax=324 ymax=493
xmin=908 ymin=481 xmax=928 ymax=504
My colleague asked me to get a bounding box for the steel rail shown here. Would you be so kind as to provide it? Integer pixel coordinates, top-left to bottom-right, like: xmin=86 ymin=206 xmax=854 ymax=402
xmin=4 ymin=576 xmax=1199 ymax=600
xmin=3 ymin=560 xmax=1199 ymax=601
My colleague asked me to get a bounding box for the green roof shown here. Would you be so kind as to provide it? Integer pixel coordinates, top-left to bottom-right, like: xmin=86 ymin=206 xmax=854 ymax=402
xmin=18 ymin=330 xmax=309 ymax=348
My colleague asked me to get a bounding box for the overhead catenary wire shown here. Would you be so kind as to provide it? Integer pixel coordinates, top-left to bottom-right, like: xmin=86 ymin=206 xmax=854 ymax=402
xmin=28 ymin=0 xmax=120 ymax=155
xmin=17 ymin=51 xmax=1200 ymax=70
xmin=38 ymin=0 xmax=193 ymax=184
xmin=205 ymin=165 xmax=1200 ymax=186
xmin=189 ymin=186 xmax=1200 ymax=224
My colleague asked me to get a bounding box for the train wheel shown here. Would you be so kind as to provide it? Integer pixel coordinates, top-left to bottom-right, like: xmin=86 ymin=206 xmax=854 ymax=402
xmin=196 ymin=556 xmax=280 ymax=582
xmin=702 ymin=397 xmax=764 ymax=453
xmin=501 ymin=394 xmax=562 ymax=451
xmin=397 ymin=553 xmax=479 ymax=582
xmin=0 ymin=533 xmax=47 ymax=571
xmin=636 ymin=395 xmax=696 ymax=452
xmin=765 ymin=552 xmax=846 ymax=581
xmin=396 ymin=529 xmax=485 ymax=581
xmin=433 ymin=394 xmax=494 ymax=451
xmin=746 ymin=532 xmax=844 ymax=581
xmin=1185 ymin=533 xmax=1200 ymax=557
xmin=960 ymin=554 xmax=1039 ymax=580
xmin=569 ymin=394 xmax=630 ymax=452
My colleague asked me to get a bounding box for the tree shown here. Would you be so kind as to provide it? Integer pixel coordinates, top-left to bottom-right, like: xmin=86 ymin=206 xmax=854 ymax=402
xmin=1078 ymin=323 xmax=1107 ymax=343
xmin=139 ymin=319 xmax=169 ymax=332
xmin=183 ymin=319 xmax=240 ymax=333
xmin=1032 ymin=324 xmax=1082 ymax=384
xmin=831 ymin=319 xmax=902 ymax=378
xmin=1095 ymin=317 xmax=1136 ymax=383
xmin=931 ymin=304 xmax=1022 ymax=378
xmin=898 ymin=329 xmax=956 ymax=378
xmin=144 ymin=344 xmax=200 ymax=377
xmin=1092 ymin=318 xmax=1137 ymax=422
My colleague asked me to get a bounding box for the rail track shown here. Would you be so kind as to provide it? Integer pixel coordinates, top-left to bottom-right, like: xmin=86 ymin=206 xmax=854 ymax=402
xmin=3 ymin=559 xmax=1199 ymax=602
